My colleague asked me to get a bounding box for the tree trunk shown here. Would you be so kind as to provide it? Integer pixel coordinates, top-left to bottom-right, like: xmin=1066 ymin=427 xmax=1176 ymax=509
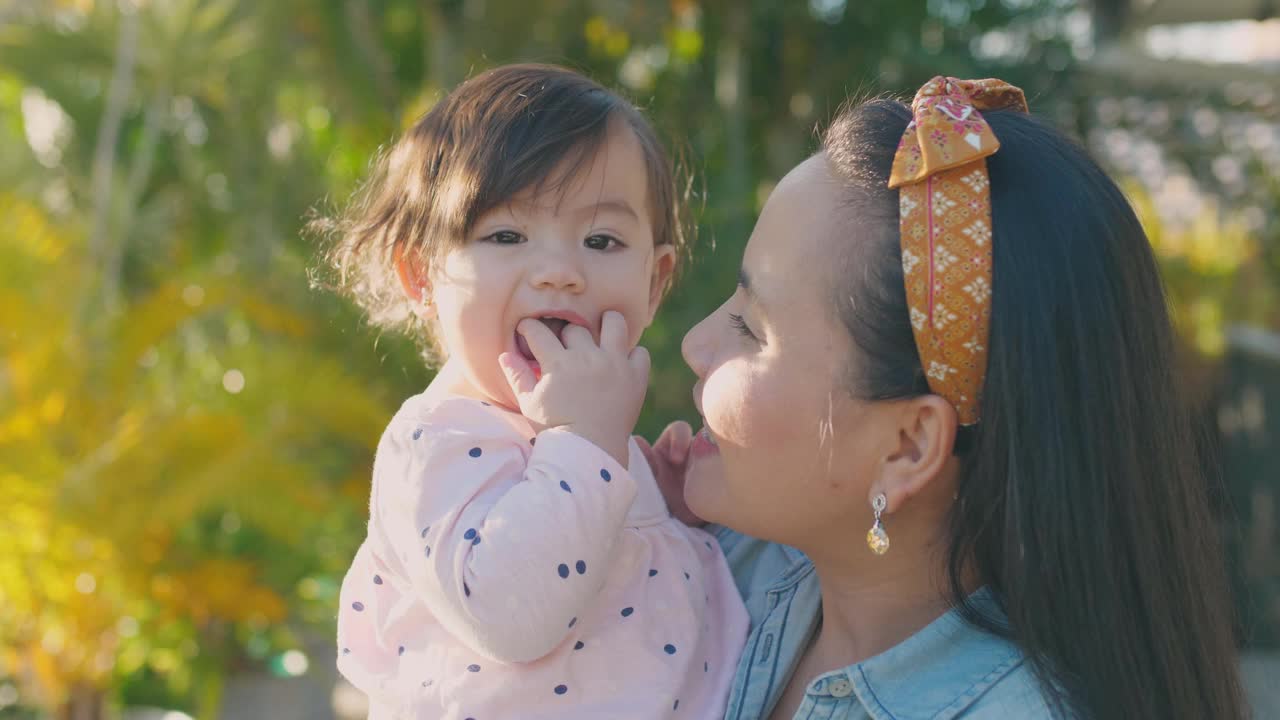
xmin=1126 ymin=0 xmax=1275 ymax=28
xmin=424 ymin=1 xmax=462 ymax=94
xmin=345 ymin=0 xmax=399 ymax=116
xmin=715 ymin=4 xmax=751 ymax=245
xmin=82 ymin=2 xmax=139 ymax=325
xmin=57 ymin=683 xmax=104 ymax=720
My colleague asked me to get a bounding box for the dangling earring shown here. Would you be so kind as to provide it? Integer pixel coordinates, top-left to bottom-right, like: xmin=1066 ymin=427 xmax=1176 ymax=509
xmin=867 ymin=493 xmax=889 ymax=555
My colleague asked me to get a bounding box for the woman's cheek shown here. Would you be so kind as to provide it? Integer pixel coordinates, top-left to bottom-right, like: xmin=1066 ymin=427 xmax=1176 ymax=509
xmin=701 ymin=361 xmax=750 ymax=445
xmin=709 ymin=361 xmax=790 ymax=450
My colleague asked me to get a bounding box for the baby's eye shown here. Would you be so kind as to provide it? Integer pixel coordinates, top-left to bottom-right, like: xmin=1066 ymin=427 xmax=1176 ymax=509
xmin=584 ymin=234 xmax=622 ymax=251
xmin=483 ymin=230 xmax=525 ymax=245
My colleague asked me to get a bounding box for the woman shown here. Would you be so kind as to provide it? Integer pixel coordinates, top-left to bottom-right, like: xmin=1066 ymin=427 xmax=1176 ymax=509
xmin=640 ymin=77 xmax=1247 ymax=719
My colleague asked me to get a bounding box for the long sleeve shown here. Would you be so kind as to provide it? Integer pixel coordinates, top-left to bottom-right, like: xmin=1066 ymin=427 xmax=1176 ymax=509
xmin=370 ymin=398 xmax=637 ymax=664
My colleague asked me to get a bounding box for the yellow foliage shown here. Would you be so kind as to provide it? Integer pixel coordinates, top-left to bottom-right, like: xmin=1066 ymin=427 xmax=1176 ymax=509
xmin=584 ymin=16 xmax=631 ymax=58
xmin=0 ymin=475 xmax=130 ymax=707
xmin=1124 ymin=180 xmax=1262 ymax=355
xmin=174 ymin=559 xmax=288 ymax=625
xmin=0 ymin=191 xmax=391 ymax=708
xmin=400 ymin=89 xmax=442 ymax=132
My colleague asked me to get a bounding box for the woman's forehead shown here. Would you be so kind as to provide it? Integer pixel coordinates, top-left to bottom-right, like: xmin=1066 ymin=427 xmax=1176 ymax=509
xmin=742 ymin=154 xmax=847 ymax=312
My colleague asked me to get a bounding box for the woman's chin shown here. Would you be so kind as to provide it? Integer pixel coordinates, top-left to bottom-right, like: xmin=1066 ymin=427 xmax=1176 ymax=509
xmin=684 ymin=454 xmax=725 ymax=523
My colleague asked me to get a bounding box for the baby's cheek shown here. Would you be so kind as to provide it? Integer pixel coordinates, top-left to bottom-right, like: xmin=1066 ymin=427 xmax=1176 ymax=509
xmin=615 ymin=270 xmax=660 ymax=338
xmin=610 ymin=302 xmax=654 ymax=349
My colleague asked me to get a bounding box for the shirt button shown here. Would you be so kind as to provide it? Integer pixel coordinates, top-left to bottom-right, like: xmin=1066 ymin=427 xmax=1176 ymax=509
xmin=828 ymin=677 xmax=853 ymax=698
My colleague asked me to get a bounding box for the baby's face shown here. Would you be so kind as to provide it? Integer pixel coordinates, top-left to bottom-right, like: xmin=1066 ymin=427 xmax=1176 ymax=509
xmin=429 ymin=122 xmax=673 ymax=410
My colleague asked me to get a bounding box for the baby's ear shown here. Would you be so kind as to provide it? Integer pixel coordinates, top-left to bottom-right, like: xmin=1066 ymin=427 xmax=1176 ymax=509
xmin=647 ymin=244 xmax=677 ymax=322
xmin=394 ymin=244 xmax=435 ymax=318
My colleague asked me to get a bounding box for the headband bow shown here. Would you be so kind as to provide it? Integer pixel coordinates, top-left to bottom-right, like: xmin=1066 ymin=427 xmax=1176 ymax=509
xmin=888 ymin=76 xmax=1027 ymax=426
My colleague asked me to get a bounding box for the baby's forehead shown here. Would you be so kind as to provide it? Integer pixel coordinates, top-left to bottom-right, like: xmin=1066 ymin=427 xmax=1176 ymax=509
xmin=479 ymin=137 xmax=652 ymax=223
xmin=454 ymin=119 xmax=663 ymax=246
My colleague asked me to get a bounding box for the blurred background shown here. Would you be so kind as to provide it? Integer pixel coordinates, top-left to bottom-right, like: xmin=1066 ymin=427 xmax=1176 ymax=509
xmin=1 ymin=0 xmax=1278 ymax=718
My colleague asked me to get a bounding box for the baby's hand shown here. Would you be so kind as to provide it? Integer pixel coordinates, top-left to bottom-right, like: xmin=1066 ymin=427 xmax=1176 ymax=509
xmin=636 ymin=421 xmax=705 ymax=526
xmin=499 ymin=310 xmax=648 ymax=467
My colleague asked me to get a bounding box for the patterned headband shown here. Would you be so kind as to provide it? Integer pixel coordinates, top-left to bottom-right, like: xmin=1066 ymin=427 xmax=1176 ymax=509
xmin=887 ymin=76 xmax=1027 ymax=426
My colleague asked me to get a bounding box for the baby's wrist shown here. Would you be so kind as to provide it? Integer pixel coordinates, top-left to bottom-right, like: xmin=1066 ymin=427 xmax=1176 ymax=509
xmin=559 ymin=423 xmax=630 ymax=469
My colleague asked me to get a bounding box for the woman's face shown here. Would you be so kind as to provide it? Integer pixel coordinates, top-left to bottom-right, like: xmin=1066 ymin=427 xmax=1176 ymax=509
xmin=681 ymin=154 xmax=894 ymax=545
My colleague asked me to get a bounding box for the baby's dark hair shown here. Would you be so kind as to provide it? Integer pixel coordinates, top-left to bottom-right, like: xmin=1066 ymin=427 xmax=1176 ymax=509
xmin=312 ymin=63 xmax=688 ymax=357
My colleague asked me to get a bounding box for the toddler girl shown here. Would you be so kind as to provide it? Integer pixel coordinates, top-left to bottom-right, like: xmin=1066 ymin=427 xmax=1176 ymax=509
xmin=324 ymin=64 xmax=747 ymax=719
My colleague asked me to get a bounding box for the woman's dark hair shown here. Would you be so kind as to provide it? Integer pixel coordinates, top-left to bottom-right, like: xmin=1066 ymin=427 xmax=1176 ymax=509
xmin=312 ymin=63 xmax=687 ymax=359
xmin=824 ymin=98 xmax=1247 ymax=719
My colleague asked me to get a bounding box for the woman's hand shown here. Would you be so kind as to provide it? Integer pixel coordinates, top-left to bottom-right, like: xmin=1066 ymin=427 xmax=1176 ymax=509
xmin=635 ymin=420 xmax=705 ymax=526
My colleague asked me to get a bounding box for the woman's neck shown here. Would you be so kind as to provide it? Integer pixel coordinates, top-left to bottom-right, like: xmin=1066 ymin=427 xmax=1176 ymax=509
xmin=802 ymin=536 xmax=957 ymax=667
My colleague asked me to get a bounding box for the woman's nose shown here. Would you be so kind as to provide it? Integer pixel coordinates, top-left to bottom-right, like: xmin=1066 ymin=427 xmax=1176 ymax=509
xmin=682 ymin=310 xmax=715 ymax=379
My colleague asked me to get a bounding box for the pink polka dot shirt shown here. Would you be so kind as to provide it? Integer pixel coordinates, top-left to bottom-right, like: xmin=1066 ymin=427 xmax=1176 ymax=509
xmin=337 ymin=391 xmax=748 ymax=718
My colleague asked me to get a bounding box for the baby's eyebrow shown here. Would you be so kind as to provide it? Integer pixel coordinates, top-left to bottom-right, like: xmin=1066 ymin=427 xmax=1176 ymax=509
xmin=580 ymin=199 xmax=640 ymax=222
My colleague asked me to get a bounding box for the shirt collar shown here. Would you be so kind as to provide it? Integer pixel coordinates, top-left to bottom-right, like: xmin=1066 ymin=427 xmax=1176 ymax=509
xmin=847 ymin=587 xmax=1026 ymax=719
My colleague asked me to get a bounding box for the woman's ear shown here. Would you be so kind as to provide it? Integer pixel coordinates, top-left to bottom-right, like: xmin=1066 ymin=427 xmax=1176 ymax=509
xmin=646 ymin=244 xmax=677 ymax=325
xmin=869 ymin=394 xmax=958 ymax=514
xmin=394 ymin=243 xmax=435 ymax=319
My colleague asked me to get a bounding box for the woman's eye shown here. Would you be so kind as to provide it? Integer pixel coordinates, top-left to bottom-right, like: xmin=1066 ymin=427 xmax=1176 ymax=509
xmin=584 ymin=234 xmax=621 ymax=251
xmin=728 ymin=313 xmax=758 ymax=341
xmin=484 ymin=230 xmax=525 ymax=245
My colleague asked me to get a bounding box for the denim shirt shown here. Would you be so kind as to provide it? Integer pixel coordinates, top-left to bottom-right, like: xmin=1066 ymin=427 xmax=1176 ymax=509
xmin=713 ymin=525 xmax=1056 ymax=719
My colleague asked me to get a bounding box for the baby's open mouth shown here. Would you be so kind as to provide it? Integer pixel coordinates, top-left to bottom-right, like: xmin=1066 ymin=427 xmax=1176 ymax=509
xmin=515 ymin=317 xmax=571 ymax=362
